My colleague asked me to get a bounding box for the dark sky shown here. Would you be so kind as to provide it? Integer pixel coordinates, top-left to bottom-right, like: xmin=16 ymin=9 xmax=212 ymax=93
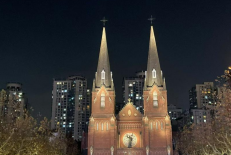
xmin=0 ymin=0 xmax=231 ymax=118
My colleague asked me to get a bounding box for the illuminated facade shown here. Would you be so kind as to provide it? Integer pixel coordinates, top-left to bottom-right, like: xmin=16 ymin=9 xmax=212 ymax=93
xmin=0 ymin=83 xmax=28 ymax=121
xmin=51 ymin=76 xmax=91 ymax=141
xmin=88 ymin=24 xmax=172 ymax=155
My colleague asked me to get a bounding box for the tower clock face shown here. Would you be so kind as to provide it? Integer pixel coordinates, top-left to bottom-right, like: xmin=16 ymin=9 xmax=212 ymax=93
xmin=123 ymin=133 xmax=137 ymax=148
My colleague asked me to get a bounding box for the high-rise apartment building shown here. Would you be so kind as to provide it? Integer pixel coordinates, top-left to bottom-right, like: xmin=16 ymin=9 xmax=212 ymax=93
xmin=189 ymin=82 xmax=216 ymax=124
xmin=191 ymin=109 xmax=211 ymax=124
xmin=0 ymin=83 xmax=28 ymax=120
xmin=122 ymin=71 xmax=145 ymax=113
xmin=189 ymin=82 xmax=215 ymax=109
xmin=51 ymin=76 xmax=91 ymax=141
xmin=168 ymin=104 xmax=182 ymax=120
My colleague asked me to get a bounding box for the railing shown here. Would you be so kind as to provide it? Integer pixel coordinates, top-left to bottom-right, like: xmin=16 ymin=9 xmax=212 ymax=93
xmin=118 ymin=123 xmax=141 ymax=130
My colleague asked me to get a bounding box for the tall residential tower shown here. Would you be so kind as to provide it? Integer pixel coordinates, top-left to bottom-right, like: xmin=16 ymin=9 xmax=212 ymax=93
xmin=0 ymin=83 xmax=28 ymax=121
xmin=122 ymin=71 xmax=145 ymax=113
xmin=51 ymin=76 xmax=91 ymax=141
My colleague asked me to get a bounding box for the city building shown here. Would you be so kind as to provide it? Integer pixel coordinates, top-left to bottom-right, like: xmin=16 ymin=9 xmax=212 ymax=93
xmin=51 ymin=76 xmax=91 ymax=141
xmin=122 ymin=71 xmax=145 ymax=113
xmin=87 ymin=22 xmax=172 ymax=155
xmin=189 ymin=82 xmax=215 ymax=109
xmin=190 ymin=109 xmax=211 ymax=124
xmin=0 ymin=83 xmax=28 ymax=120
xmin=189 ymin=82 xmax=216 ymax=125
xmin=168 ymin=104 xmax=182 ymax=120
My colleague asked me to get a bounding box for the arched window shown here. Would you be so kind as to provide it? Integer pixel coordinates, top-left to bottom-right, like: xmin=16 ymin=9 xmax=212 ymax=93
xmin=156 ymin=122 xmax=158 ymax=130
xmin=101 ymin=123 xmax=104 ymax=131
xmin=151 ymin=122 xmax=153 ymax=130
xmin=152 ymin=69 xmax=156 ymax=78
xmin=161 ymin=122 xmax=164 ymax=130
xmin=97 ymin=123 xmax=99 ymax=130
xmin=107 ymin=122 xmax=109 ymax=130
xmin=153 ymin=91 xmax=158 ymax=107
xmin=101 ymin=70 xmax=105 ymax=80
xmin=101 ymin=93 xmax=105 ymax=108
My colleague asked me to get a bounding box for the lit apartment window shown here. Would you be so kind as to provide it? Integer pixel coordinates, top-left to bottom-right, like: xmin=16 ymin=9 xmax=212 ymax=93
xmin=97 ymin=123 xmax=99 ymax=130
xmin=151 ymin=122 xmax=153 ymax=130
xmin=101 ymin=93 xmax=105 ymax=108
xmin=156 ymin=122 xmax=158 ymax=130
xmin=101 ymin=123 xmax=104 ymax=131
xmin=153 ymin=91 xmax=158 ymax=107
xmin=152 ymin=69 xmax=156 ymax=78
xmin=161 ymin=122 xmax=163 ymax=130
xmin=107 ymin=122 xmax=109 ymax=130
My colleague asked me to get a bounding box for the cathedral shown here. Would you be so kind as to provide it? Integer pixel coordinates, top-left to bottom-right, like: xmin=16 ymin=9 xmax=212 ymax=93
xmin=88 ymin=21 xmax=172 ymax=155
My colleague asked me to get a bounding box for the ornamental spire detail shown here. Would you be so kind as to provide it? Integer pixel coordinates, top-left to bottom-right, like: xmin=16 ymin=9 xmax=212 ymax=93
xmin=94 ymin=18 xmax=113 ymax=89
xmin=146 ymin=22 xmax=163 ymax=87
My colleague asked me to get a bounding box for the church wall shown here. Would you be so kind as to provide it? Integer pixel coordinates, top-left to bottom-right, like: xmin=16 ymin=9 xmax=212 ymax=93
xmin=91 ymin=87 xmax=115 ymax=115
xmin=88 ymin=86 xmax=116 ymax=154
xmin=93 ymin=120 xmax=111 ymax=148
xmin=143 ymin=86 xmax=167 ymax=116
xmin=142 ymin=85 xmax=173 ymax=154
xmin=149 ymin=119 xmax=167 ymax=148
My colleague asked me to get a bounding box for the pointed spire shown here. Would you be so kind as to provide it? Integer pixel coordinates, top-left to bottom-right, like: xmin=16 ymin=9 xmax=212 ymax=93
xmin=146 ymin=24 xmax=162 ymax=87
xmin=95 ymin=22 xmax=113 ymax=89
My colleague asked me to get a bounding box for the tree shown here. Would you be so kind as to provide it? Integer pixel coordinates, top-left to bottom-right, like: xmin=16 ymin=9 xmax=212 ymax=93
xmin=66 ymin=133 xmax=80 ymax=155
xmin=177 ymin=66 xmax=231 ymax=155
xmin=0 ymin=112 xmax=66 ymax=155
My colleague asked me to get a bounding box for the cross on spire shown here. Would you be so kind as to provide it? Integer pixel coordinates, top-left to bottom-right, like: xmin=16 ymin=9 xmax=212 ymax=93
xmin=100 ymin=17 xmax=108 ymax=26
xmin=148 ymin=15 xmax=155 ymax=25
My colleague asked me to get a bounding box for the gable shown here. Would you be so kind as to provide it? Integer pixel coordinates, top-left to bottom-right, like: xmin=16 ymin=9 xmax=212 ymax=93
xmin=117 ymin=102 xmax=143 ymax=121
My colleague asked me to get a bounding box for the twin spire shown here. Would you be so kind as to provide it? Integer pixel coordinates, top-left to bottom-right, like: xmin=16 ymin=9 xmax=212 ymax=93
xmin=94 ymin=17 xmax=165 ymax=90
xmin=145 ymin=25 xmax=163 ymax=87
xmin=95 ymin=20 xmax=113 ymax=89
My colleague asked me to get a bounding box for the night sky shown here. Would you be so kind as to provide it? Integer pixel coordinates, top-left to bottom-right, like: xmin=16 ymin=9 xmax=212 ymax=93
xmin=0 ymin=0 xmax=231 ymax=118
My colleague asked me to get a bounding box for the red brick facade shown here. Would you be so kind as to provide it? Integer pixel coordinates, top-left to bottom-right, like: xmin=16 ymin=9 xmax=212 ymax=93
xmin=88 ymin=25 xmax=172 ymax=155
xmin=88 ymin=84 xmax=172 ymax=155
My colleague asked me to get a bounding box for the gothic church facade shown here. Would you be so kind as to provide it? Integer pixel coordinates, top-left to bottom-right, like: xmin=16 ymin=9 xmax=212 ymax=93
xmin=88 ymin=23 xmax=172 ymax=155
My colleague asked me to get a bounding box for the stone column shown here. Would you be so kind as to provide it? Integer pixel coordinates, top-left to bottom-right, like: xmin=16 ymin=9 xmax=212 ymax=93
xmin=167 ymin=145 xmax=171 ymax=155
xmin=111 ymin=146 xmax=114 ymax=155
xmin=90 ymin=146 xmax=93 ymax=155
xmin=146 ymin=146 xmax=149 ymax=155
